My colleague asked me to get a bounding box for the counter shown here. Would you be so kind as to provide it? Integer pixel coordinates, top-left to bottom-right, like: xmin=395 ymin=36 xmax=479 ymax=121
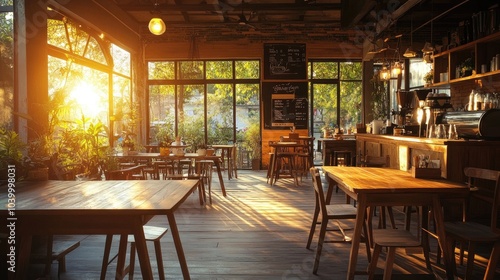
xmin=356 ymin=133 xmax=500 ymax=183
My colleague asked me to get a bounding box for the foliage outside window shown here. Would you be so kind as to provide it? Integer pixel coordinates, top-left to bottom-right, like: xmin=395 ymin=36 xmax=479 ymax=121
xmin=310 ymin=61 xmax=362 ymax=135
xmin=0 ymin=2 xmax=13 ymax=128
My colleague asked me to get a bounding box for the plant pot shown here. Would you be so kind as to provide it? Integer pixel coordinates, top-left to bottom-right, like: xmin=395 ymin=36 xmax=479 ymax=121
xmin=251 ymin=158 xmax=261 ymax=170
xmin=197 ymin=149 xmax=207 ymax=156
xmin=206 ymin=148 xmax=215 ymax=156
xmin=160 ymin=147 xmax=170 ymax=156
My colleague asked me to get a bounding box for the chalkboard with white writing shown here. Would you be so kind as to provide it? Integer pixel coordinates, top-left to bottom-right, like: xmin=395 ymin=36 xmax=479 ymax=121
xmin=264 ymin=43 xmax=306 ymax=80
xmin=262 ymin=82 xmax=308 ymax=130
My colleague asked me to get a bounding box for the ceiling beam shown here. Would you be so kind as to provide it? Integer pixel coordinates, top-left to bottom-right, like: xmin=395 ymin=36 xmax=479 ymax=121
xmin=116 ymin=3 xmax=342 ymax=13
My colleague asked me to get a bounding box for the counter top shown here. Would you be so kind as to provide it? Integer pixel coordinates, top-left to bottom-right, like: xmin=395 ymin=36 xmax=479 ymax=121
xmin=355 ymin=133 xmax=500 ymax=146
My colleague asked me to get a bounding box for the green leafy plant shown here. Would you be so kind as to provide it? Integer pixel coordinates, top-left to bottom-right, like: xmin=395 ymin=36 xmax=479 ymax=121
xmin=423 ymin=71 xmax=433 ymax=84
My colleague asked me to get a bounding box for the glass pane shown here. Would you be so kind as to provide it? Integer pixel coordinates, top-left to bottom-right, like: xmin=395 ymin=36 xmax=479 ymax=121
xmin=340 ymin=81 xmax=362 ymax=130
xmin=111 ymin=44 xmax=130 ymax=76
xmin=177 ymin=84 xmax=205 ymax=151
xmin=149 ymin=85 xmax=175 ymax=144
xmin=0 ymin=6 xmax=13 ymax=126
xmin=312 ymin=83 xmax=337 ymax=137
xmin=47 ymin=18 xmax=107 ymax=65
xmin=148 ymin=61 xmax=175 ymax=80
xmin=409 ymin=58 xmax=432 ymax=88
xmin=235 ymin=60 xmax=260 ymax=79
xmin=206 ymin=61 xmax=233 ymax=79
xmin=312 ymin=62 xmax=338 ymax=79
xmin=340 ymin=62 xmax=362 ymax=80
xmin=179 ymin=61 xmax=204 ymax=80
xmin=112 ymin=74 xmax=131 ymax=137
xmin=207 ymin=84 xmax=233 ymax=144
xmin=236 ymin=83 xmax=260 ymax=169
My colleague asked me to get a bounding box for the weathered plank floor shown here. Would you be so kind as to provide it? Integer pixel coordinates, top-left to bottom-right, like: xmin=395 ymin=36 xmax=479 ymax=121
xmin=27 ymin=170 xmax=496 ymax=280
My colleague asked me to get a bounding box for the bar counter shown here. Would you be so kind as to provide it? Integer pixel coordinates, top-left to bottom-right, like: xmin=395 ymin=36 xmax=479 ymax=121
xmin=355 ymin=133 xmax=500 ymax=183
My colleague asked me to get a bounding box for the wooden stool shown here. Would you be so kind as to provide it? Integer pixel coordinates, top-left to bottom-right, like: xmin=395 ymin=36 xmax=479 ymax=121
xmin=332 ymin=150 xmax=352 ymax=166
xmin=101 ymin=226 xmax=168 ymax=280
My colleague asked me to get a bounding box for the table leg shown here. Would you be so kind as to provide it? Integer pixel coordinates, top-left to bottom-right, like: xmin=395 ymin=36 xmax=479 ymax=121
xmin=432 ymin=196 xmax=455 ymax=280
xmin=167 ymin=213 xmax=191 ymax=280
xmin=116 ymin=233 xmax=129 ymax=278
xmin=133 ymin=226 xmax=154 ymax=279
xmin=213 ymin=160 xmax=227 ymax=196
xmin=10 ymin=234 xmax=32 ymax=280
xmin=347 ymin=195 xmax=367 ymax=280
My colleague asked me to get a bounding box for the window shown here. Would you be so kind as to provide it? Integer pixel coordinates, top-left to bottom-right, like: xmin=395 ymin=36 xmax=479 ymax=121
xmin=309 ymin=60 xmax=362 ymax=140
xmin=148 ymin=60 xmax=260 ymax=169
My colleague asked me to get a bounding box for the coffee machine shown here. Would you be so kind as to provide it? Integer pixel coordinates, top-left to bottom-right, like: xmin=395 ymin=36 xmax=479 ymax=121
xmin=393 ymin=90 xmax=421 ymax=136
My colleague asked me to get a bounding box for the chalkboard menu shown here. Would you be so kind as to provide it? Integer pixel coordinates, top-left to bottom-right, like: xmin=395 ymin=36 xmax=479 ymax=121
xmin=262 ymin=82 xmax=308 ymax=129
xmin=264 ymin=43 xmax=307 ymax=80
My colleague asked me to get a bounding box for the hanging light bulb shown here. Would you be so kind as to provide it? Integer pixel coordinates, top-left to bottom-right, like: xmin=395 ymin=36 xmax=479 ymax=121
xmin=391 ymin=61 xmax=402 ymax=76
xmin=379 ymin=65 xmax=391 ymax=81
xmin=403 ymin=47 xmax=417 ymax=58
xmin=149 ymin=0 xmax=166 ymax=35
xmin=149 ymin=17 xmax=166 ymax=35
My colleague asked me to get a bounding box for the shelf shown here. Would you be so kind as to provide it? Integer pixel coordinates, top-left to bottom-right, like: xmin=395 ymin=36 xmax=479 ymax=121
xmin=430 ymin=31 xmax=500 ymax=88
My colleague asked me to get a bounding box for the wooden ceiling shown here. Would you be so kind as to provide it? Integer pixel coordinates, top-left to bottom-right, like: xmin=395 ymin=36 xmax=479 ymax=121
xmin=107 ymin=0 xmax=497 ymax=49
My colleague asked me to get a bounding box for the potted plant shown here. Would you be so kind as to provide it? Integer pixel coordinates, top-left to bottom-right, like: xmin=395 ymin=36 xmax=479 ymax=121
xmin=243 ymin=123 xmax=261 ymax=170
xmin=0 ymin=128 xmax=27 ymax=181
xmin=423 ymin=71 xmax=433 ymax=86
xmin=196 ymin=143 xmax=208 ymax=156
xmin=459 ymin=57 xmax=474 ymax=77
xmin=155 ymin=124 xmax=174 ymax=156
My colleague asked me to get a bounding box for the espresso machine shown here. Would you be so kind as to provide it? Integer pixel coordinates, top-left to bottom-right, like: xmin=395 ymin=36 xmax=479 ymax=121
xmin=393 ymin=90 xmax=421 ymax=136
xmin=436 ymin=109 xmax=500 ymax=140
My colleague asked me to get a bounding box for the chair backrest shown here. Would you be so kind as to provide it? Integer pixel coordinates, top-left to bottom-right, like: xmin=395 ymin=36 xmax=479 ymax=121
xmin=310 ymin=167 xmax=327 ymax=219
xmin=464 ymin=167 xmax=500 ymax=231
xmin=361 ymin=155 xmax=390 ymax=167
xmin=104 ymin=165 xmax=144 ymax=180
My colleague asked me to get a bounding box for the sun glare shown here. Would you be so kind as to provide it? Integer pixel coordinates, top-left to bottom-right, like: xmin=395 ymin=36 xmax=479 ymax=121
xmin=70 ymin=82 xmax=103 ymax=118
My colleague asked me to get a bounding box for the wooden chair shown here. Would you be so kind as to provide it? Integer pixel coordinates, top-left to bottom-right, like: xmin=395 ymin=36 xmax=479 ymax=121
xmin=360 ymin=155 xmax=396 ymax=230
xmin=103 ymin=165 xmax=146 ymax=180
xmin=164 ymin=158 xmax=206 ymax=205
xmin=307 ymin=167 xmax=371 ymax=274
xmin=195 ymin=159 xmax=214 ymax=204
xmin=442 ymin=167 xmax=500 ymax=280
xmin=30 ymin=235 xmax=81 ymax=278
xmin=101 ymin=225 xmax=168 ymax=280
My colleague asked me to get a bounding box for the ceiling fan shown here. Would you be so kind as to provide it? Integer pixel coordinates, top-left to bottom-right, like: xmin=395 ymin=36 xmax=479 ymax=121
xmin=231 ymin=0 xmax=257 ymax=29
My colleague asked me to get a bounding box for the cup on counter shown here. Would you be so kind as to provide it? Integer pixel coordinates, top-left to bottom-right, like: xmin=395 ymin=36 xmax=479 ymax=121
xmin=448 ymin=124 xmax=458 ymax=140
xmin=428 ymin=124 xmax=436 ymax=138
xmin=436 ymin=124 xmax=447 ymax=139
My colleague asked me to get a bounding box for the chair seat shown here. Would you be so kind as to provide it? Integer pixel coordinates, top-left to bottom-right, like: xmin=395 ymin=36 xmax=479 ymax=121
xmin=325 ymin=204 xmax=358 ymax=219
xmin=372 ymin=229 xmax=421 ymax=247
xmin=444 ymin=221 xmax=500 ymax=242
xmin=127 ymin=225 xmax=168 ymax=243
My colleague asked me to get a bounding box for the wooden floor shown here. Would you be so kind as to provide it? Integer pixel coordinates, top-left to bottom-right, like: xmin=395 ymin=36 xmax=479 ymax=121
xmin=27 ymin=169 xmax=497 ymax=280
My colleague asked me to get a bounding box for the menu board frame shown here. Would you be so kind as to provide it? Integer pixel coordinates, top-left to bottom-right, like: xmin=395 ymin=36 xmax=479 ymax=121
xmin=262 ymin=82 xmax=308 ymax=130
xmin=263 ymin=43 xmax=307 ymax=80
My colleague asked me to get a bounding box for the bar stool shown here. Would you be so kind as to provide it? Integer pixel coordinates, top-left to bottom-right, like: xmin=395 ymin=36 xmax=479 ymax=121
xmin=332 ymin=150 xmax=353 ymax=166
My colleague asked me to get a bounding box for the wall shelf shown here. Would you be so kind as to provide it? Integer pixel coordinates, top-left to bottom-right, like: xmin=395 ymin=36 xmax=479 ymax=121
xmin=429 ymin=31 xmax=500 ymax=88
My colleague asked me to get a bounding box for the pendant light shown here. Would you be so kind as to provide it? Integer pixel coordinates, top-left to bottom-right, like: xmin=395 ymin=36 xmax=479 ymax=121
xmin=403 ymin=14 xmax=417 ymax=58
xmin=149 ymin=0 xmax=166 ymax=35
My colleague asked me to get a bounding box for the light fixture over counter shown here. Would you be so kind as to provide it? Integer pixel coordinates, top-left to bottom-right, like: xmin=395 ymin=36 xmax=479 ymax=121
xmin=149 ymin=17 xmax=166 ymax=35
xmin=149 ymin=0 xmax=166 ymax=35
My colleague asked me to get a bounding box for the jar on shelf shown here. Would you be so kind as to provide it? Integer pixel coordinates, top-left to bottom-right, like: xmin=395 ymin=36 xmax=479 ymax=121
xmin=468 ymin=89 xmax=475 ymax=111
xmin=474 ymin=90 xmax=484 ymax=111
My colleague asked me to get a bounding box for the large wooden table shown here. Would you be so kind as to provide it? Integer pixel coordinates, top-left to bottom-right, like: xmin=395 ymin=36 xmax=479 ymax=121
xmin=0 ymin=179 xmax=199 ymax=280
xmin=116 ymin=152 xmax=227 ymax=196
xmin=321 ymin=166 xmax=469 ymax=280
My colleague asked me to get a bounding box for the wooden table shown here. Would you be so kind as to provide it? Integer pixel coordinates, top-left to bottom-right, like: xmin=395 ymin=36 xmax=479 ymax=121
xmin=115 ymin=152 xmax=227 ymax=196
xmin=211 ymin=144 xmax=237 ymax=180
xmin=321 ymin=166 xmax=469 ymax=280
xmin=268 ymin=142 xmax=305 ymax=186
xmin=0 ymin=179 xmax=198 ymax=280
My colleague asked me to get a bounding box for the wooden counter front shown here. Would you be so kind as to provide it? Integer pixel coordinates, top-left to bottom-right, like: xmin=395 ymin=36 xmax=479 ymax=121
xmin=355 ymin=133 xmax=500 ymax=183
